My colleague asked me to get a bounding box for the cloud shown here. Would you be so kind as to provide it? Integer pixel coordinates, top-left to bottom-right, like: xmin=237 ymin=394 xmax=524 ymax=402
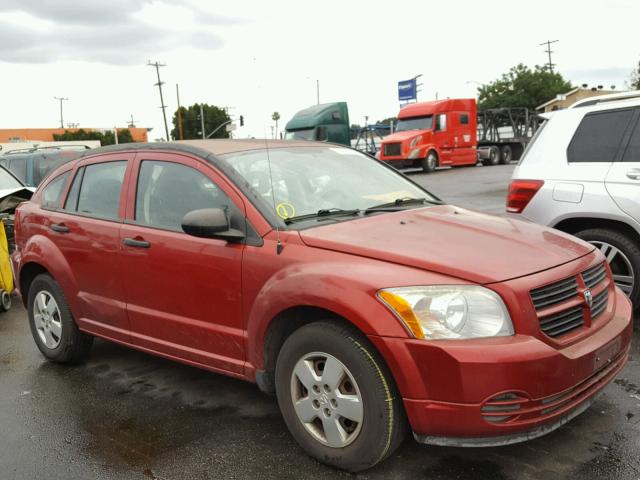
xmin=0 ymin=0 xmax=238 ymax=64
xmin=565 ymin=67 xmax=632 ymax=88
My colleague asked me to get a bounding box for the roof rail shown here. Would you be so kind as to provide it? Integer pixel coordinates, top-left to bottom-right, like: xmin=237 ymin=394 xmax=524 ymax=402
xmin=570 ymin=90 xmax=640 ymax=109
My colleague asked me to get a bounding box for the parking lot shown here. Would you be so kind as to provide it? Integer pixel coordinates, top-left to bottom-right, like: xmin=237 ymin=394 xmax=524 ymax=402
xmin=1 ymin=164 xmax=639 ymax=480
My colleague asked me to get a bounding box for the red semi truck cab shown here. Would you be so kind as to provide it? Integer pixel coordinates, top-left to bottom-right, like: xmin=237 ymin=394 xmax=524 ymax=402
xmin=379 ymin=98 xmax=478 ymax=172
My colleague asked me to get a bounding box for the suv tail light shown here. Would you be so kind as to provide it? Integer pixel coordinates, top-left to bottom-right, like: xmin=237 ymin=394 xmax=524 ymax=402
xmin=506 ymin=180 xmax=544 ymax=213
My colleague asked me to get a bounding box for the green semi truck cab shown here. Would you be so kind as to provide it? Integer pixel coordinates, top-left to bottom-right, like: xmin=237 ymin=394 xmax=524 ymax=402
xmin=284 ymin=102 xmax=350 ymax=146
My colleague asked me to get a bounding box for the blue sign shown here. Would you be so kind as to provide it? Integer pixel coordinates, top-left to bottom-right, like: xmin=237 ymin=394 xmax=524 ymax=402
xmin=398 ymin=78 xmax=417 ymax=101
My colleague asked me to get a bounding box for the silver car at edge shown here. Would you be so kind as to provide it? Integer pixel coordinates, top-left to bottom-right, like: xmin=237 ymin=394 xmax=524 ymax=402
xmin=508 ymin=91 xmax=640 ymax=306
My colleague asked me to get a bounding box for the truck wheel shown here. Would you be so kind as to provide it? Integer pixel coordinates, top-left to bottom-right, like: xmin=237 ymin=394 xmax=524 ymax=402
xmin=421 ymin=151 xmax=437 ymax=173
xmin=574 ymin=228 xmax=640 ymax=307
xmin=27 ymin=273 xmax=94 ymax=363
xmin=275 ymin=321 xmax=407 ymax=472
xmin=482 ymin=146 xmax=500 ymax=166
xmin=500 ymin=145 xmax=512 ymax=164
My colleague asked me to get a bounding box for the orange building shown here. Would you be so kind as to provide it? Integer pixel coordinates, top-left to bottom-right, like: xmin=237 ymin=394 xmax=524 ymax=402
xmin=0 ymin=127 xmax=150 ymax=143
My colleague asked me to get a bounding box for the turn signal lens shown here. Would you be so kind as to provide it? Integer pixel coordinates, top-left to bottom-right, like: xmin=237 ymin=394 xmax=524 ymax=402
xmin=378 ymin=290 xmax=426 ymax=339
xmin=506 ymin=179 xmax=544 ymax=213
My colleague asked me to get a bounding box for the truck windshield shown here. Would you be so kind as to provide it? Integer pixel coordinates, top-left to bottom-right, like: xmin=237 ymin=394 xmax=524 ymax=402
xmin=285 ymin=128 xmax=316 ymax=141
xmin=395 ymin=115 xmax=433 ymax=132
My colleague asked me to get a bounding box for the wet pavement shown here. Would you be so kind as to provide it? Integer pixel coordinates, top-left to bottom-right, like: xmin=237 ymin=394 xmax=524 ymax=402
xmin=1 ymin=164 xmax=639 ymax=479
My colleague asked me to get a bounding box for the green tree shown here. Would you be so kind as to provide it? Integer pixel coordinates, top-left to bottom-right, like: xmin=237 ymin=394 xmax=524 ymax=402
xmin=477 ymin=64 xmax=572 ymax=110
xmin=630 ymin=59 xmax=640 ymax=90
xmin=52 ymin=128 xmax=134 ymax=145
xmin=171 ymin=103 xmax=230 ymax=140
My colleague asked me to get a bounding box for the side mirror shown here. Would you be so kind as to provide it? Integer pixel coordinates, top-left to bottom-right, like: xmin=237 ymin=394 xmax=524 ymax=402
xmin=181 ymin=208 xmax=245 ymax=242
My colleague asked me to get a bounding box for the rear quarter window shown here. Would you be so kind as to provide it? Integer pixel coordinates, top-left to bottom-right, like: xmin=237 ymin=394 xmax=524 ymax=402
xmin=41 ymin=172 xmax=70 ymax=209
xmin=567 ymin=108 xmax=634 ymax=163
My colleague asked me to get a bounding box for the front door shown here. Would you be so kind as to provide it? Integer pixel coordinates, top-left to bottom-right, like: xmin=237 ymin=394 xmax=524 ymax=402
xmin=120 ymin=153 xmax=246 ymax=374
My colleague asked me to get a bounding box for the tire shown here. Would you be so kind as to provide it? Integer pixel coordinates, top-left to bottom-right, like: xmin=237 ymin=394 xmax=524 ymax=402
xmin=275 ymin=321 xmax=407 ymax=472
xmin=500 ymin=145 xmax=512 ymax=164
xmin=482 ymin=146 xmax=500 ymax=166
xmin=27 ymin=273 xmax=93 ymax=363
xmin=574 ymin=228 xmax=640 ymax=307
xmin=0 ymin=290 xmax=11 ymax=311
xmin=421 ymin=151 xmax=437 ymax=173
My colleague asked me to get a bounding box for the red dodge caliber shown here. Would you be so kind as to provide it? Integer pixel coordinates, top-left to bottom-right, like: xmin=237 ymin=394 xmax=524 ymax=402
xmin=12 ymin=140 xmax=632 ymax=471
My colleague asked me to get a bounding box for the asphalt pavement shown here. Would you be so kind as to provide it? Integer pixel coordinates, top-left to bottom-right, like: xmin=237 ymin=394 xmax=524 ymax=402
xmin=1 ymin=163 xmax=639 ymax=480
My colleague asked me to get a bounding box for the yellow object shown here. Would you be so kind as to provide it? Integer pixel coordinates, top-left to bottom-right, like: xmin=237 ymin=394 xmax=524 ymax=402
xmin=275 ymin=202 xmax=296 ymax=219
xmin=0 ymin=220 xmax=14 ymax=294
xmin=378 ymin=290 xmax=425 ymax=339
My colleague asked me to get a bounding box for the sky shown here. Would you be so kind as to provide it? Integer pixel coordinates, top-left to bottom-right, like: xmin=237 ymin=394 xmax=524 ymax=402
xmin=0 ymin=0 xmax=638 ymax=140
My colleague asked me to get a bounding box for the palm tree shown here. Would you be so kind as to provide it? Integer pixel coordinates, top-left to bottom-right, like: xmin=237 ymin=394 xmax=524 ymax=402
xmin=272 ymin=111 xmax=281 ymax=139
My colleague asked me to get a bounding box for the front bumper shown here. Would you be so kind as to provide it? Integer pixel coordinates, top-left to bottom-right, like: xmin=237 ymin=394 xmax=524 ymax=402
xmin=368 ymin=286 xmax=633 ymax=444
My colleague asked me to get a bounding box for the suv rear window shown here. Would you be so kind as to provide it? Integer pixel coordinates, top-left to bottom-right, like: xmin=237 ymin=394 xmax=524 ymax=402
xmin=567 ymin=109 xmax=634 ymax=163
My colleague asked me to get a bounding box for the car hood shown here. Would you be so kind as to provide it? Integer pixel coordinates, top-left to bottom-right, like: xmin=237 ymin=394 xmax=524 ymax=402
xmin=382 ymin=130 xmax=428 ymax=143
xmin=298 ymin=205 xmax=594 ymax=284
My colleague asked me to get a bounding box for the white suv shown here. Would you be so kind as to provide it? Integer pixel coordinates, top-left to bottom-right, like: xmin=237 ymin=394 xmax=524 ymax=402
xmin=508 ymin=91 xmax=640 ymax=306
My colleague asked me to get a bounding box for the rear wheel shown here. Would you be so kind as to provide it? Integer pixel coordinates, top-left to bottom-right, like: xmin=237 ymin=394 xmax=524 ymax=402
xmin=482 ymin=146 xmax=500 ymax=166
xmin=574 ymin=228 xmax=640 ymax=307
xmin=500 ymin=145 xmax=512 ymax=164
xmin=27 ymin=274 xmax=93 ymax=363
xmin=421 ymin=151 xmax=437 ymax=173
xmin=275 ymin=321 xmax=407 ymax=472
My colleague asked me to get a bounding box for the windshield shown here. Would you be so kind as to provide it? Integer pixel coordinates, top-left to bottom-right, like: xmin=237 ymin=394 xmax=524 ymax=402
xmin=221 ymin=146 xmax=436 ymax=224
xmin=284 ymin=128 xmax=316 ymax=141
xmin=395 ymin=115 xmax=433 ymax=132
xmin=0 ymin=166 xmax=24 ymax=190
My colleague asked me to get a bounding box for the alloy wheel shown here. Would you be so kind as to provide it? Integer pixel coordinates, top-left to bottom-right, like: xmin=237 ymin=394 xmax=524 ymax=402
xmin=590 ymin=241 xmax=635 ymax=296
xmin=33 ymin=291 xmax=63 ymax=349
xmin=290 ymin=352 xmax=364 ymax=448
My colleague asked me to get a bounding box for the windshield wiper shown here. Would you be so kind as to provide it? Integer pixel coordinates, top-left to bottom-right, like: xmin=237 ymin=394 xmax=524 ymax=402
xmin=364 ymin=197 xmax=437 ymax=214
xmin=284 ymin=208 xmax=361 ymax=224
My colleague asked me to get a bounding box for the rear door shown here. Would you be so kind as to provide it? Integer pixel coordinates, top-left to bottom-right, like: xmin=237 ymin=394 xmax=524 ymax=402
xmin=602 ymin=108 xmax=640 ymax=219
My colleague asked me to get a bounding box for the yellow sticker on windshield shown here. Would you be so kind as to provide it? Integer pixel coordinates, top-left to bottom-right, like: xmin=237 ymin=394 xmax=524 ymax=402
xmin=276 ymin=202 xmax=296 ymax=219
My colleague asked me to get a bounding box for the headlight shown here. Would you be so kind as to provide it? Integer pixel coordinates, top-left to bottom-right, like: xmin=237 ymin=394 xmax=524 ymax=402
xmin=377 ymin=286 xmax=513 ymax=340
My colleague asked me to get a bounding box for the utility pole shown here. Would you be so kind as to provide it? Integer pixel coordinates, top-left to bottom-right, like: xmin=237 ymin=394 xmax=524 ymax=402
xmin=126 ymin=115 xmax=137 ymax=128
xmin=54 ymin=97 xmax=68 ymax=128
xmin=176 ymin=84 xmax=184 ymax=140
xmin=147 ymin=61 xmax=170 ymax=141
xmin=539 ymin=40 xmax=559 ymax=73
xmin=200 ymin=104 xmax=206 ymax=139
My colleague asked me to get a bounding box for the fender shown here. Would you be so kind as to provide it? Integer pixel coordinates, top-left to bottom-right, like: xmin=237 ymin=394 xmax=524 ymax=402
xmin=19 ymin=234 xmax=79 ymax=311
xmin=244 ymin=260 xmax=419 ymax=370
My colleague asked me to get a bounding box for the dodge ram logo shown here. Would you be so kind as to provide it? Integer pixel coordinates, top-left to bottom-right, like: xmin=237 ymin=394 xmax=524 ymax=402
xmin=583 ymin=289 xmax=593 ymax=308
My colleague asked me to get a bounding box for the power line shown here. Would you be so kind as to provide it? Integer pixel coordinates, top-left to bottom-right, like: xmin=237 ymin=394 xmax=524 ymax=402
xmin=539 ymin=40 xmax=559 ymax=73
xmin=54 ymin=96 xmax=68 ymax=129
xmin=147 ymin=60 xmax=170 ymax=141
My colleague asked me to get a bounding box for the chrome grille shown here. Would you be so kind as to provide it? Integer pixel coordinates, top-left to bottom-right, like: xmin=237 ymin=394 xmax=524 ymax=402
xmin=583 ymin=263 xmax=607 ymax=289
xmin=590 ymin=289 xmax=608 ymax=319
xmin=383 ymin=143 xmax=401 ymax=156
xmin=530 ymin=276 xmax=578 ymax=310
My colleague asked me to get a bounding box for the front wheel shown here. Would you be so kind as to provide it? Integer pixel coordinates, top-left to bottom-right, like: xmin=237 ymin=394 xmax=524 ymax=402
xmin=275 ymin=321 xmax=407 ymax=472
xmin=421 ymin=151 xmax=437 ymax=173
xmin=575 ymin=228 xmax=640 ymax=307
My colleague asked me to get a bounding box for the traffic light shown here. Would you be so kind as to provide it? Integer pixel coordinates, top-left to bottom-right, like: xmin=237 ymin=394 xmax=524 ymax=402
xmin=239 ymin=115 xmax=244 ymax=127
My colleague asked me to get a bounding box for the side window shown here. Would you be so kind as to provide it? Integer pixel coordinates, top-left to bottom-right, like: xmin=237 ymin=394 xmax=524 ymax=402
xmin=567 ymin=109 xmax=634 ymax=163
xmin=622 ymin=117 xmax=640 ymax=162
xmin=41 ymin=172 xmax=70 ymax=209
xmin=435 ymin=113 xmax=447 ymax=131
xmin=75 ymin=161 xmax=127 ymax=219
xmin=64 ymin=168 xmax=84 ymax=211
xmin=460 ymin=113 xmax=469 ymax=125
xmin=135 ymin=160 xmax=233 ymax=231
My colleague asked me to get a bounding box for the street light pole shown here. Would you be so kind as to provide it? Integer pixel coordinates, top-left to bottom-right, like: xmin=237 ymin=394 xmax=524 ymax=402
xmin=54 ymin=96 xmax=68 ymax=129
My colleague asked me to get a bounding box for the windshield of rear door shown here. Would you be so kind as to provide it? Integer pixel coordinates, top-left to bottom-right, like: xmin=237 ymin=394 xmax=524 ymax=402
xmin=221 ymin=146 xmax=437 ymax=225
xmin=395 ymin=115 xmax=433 ymax=132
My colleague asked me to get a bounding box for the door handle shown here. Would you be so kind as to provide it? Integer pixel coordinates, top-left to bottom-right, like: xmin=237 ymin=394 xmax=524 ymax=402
xmin=50 ymin=223 xmax=69 ymax=233
xmin=626 ymin=169 xmax=640 ymax=180
xmin=123 ymin=237 xmax=151 ymax=248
